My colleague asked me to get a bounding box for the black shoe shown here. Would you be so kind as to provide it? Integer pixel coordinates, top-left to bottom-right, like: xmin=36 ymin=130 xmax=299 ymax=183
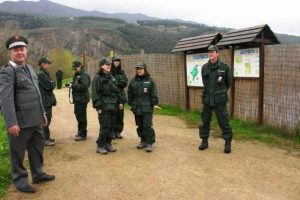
xmin=198 ymin=139 xmax=208 ymax=150
xmin=75 ymin=136 xmax=87 ymax=141
xmin=224 ymin=140 xmax=232 ymax=154
xmin=115 ymin=132 xmax=123 ymax=139
xmin=17 ymin=184 xmax=36 ymax=193
xmin=112 ymin=134 xmax=116 ymax=139
xmin=33 ymin=174 xmax=55 ymax=184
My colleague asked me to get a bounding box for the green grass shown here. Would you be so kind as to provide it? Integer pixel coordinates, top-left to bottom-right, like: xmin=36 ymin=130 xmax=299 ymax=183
xmin=153 ymin=105 xmax=300 ymax=150
xmin=228 ymin=119 xmax=300 ymax=147
xmin=0 ymin=116 xmax=11 ymax=198
xmin=62 ymin=77 xmax=73 ymax=87
xmin=154 ymin=105 xmax=185 ymax=116
xmin=153 ymin=105 xmax=200 ymax=127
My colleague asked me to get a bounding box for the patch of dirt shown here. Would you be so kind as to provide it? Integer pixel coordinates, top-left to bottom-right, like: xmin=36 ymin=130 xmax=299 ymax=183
xmin=3 ymin=88 xmax=300 ymax=200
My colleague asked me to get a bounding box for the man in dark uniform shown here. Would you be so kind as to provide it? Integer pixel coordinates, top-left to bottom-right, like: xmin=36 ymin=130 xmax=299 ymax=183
xmin=55 ymin=68 xmax=63 ymax=89
xmin=199 ymin=45 xmax=233 ymax=153
xmin=67 ymin=61 xmax=91 ymax=141
xmin=38 ymin=56 xmax=56 ymax=146
xmin=0 ymin=35 xmax=55 ymax=193
xmin=111 ymin=55 xmax=128 ymax=139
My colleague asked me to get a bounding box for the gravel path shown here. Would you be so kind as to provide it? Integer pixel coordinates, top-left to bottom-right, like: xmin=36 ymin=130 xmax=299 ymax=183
xmin=3 ymin=88 xmax=300 ymax=200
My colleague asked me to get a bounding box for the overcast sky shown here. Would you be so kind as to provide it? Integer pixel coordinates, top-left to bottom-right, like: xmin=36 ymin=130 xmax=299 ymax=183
xmin=2 ymin=0 xmax=300 ymax=36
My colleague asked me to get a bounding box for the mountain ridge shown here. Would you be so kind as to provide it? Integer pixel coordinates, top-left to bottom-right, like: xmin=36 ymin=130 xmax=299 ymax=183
xmin=0 ymin=0 xmax=300 ymax=62
xmin=0 ymin=0 xmax=159 ymax=23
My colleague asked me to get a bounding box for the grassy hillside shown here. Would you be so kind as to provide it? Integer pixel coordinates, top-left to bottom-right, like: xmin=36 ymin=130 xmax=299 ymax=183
xmin=276 ymin=33 xmax=300 ymax=44
xmin=0 ymin=11 xmax=48 ymax=29
xmin=0 ymin=11 xmax=299 ymax=57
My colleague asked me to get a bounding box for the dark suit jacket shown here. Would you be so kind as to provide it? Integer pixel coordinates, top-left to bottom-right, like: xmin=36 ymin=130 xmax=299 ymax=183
xmin=0 ymin=61 xmax=45 ymax=128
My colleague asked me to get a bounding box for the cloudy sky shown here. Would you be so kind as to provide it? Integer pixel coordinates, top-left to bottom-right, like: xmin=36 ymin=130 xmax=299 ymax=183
xmin=2 ymin=0 xmax=300 ymax=36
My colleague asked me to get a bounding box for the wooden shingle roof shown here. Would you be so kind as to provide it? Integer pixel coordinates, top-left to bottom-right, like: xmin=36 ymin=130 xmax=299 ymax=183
xmin=172 ymin=32 xmax=222 ymax=52
xmin=217 ymin=24 xmax=280 ymax=47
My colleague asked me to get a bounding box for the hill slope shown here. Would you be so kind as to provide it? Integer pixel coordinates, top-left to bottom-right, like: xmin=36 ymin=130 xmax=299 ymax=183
xmin=0 ymin=8 xmax=300 ymax=60
xmin=0 ymin=12 xmax=230 ymax=54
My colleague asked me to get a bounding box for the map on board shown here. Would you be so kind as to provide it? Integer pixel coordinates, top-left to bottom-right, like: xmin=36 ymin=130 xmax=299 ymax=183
xmin=234 ymin=48 xmax=260 ymax=78
xmin=186 ymin=53 xmax=209 ymax=87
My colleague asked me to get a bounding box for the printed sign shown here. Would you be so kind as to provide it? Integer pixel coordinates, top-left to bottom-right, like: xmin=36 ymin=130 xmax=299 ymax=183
xmin=234 ymin=48 xmax=260 ymax=77
xmin=186 ymin=53 xmax=209 ymax=87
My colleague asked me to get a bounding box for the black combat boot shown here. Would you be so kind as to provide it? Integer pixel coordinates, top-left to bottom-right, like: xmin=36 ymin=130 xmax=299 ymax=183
xmin=224 ymin=140 xmax=231 ymax=154
xmin=198 ymin=139 xmax=208 ymax=150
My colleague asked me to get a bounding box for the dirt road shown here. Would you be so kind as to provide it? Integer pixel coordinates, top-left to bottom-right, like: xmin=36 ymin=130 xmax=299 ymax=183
xmin=3 ymin=88 xmax=300 ymax=200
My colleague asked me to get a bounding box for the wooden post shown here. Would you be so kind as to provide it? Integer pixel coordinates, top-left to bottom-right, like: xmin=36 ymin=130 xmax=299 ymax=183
xmin=83 ymin=51 xmax=86 ymax=67
xmin=258 ymin=43 xmax=265 ymax=125
xmin=184 ymin=52 xmax=190 ymax=110
xmin=230 ymin=47 xmax=235 ymax=118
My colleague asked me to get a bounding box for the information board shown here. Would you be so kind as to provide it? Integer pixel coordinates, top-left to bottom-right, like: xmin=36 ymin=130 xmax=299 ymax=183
xmin=234 ymin=48 xmax=260 ymax=78
xmin=186 ymin=53 xmax=209 ymax=87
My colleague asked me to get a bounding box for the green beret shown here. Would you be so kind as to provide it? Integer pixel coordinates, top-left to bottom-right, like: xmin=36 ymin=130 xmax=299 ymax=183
xmin=6 ymin=35 xmax=28 ymax=50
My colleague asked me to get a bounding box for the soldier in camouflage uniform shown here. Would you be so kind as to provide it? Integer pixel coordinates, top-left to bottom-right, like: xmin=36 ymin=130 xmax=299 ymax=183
xmin=199 ymin=45 xmax=233 ymax=153
xmin=111 ymin=55 xmax=128 ymax=139
xmin=38 ymin=56 xmax=56 ymax=146
xmin=92 ymin=57 xmax=124 ymax=154
xmin=127 ymin=62 xmax=159 ymax=152
xmin=67 ymin=61 xmax=91 ymax=141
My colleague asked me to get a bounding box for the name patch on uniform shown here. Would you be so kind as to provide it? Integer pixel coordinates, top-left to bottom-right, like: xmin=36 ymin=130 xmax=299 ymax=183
xmin=217 ymin=70 xmax=225 ymax=83
xmin=143 ymin=81 xmax=150 ymax=93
